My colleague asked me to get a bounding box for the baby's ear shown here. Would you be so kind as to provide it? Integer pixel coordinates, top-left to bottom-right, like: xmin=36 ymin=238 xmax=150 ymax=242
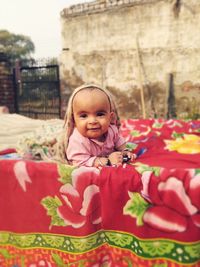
xmin=110 ymin=111 xmax=116 ymax=124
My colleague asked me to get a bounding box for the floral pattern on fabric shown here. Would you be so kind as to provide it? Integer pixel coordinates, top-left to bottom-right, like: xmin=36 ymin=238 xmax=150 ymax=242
xmin=0 ymin=118 xmax=200 ymax=267
xmin=165 ymin=134 xmax=200 ymax=154
xmin=124 ymin=164 xmax=200 ymax=233
xmin=41 ymin=165 xmax=101 ymax=229
xmin=13 ymin=161 xmax=32 ymax=191
xmin=0 ymin=231 xmax=199 ymax=266
xmin=120 ymin=118 xmax=200 ymax=143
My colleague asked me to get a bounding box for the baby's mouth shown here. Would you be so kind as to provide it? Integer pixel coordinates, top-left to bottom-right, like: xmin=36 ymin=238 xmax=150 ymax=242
xmin=88 ymin=128 xmax=100 ymax=131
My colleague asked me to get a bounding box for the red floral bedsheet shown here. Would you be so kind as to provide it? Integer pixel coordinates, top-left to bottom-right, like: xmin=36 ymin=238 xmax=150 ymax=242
xmin=0 ymin=119 xmax=199 ymax=267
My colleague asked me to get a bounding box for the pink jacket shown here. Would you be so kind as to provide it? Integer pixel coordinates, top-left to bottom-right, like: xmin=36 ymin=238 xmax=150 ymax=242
xmin=66 ymin=125 xmax=125 ymax=167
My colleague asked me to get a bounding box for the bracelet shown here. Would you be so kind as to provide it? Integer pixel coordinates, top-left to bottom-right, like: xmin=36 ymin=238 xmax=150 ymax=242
xmin=97 ymin=157 xmax=104 ymax=166
xmin=106 ymin=158 xmax=111 ymax=166
xmin=97 ymin=157 xmax=111 ymax=166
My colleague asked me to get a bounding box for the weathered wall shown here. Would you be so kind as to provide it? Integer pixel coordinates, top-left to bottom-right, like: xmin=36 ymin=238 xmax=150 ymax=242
xmin=60 ymin=0 xmax=200 ymax=119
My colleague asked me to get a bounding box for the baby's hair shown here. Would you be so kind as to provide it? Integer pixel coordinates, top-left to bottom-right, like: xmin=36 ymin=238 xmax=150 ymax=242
xmin=63 ymin=84 xmax=120 ymax=154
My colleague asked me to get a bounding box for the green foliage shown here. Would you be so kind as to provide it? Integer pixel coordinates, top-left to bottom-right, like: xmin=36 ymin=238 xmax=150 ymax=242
xmin=123 ymin=192 xmax=150 ymax=226
xmin=185 ymin=243 xmax=200 ymax=258
xmin=0 ymin=29 xmax=35 ymax=66
xmin=105 ymin=232 xmax=133 ymax=247
xmin=41 ymin=196 xmax=66 ymax=227
xmin=14 ymin=235 xmax=36 ymax=247
xmin=70 ymin=236 xmax=97 ymax=251
xmin=58 ymin=164 xmax=75 ymax=185
xmin=135 ymin=163 xmax=160 ymax=176
xmin=51 ymin=253 xmax=66 ymax=267
xmin=0 ymin=248 xmax=12 ymax=259
xmin=139 ymin=240 xmax=174 ymax=256
xmin=43 ymin=236 xmax=64 ymax=248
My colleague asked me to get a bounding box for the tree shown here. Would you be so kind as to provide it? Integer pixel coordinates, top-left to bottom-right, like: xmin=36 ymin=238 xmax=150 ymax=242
xmin=0 ymin=29 xmax=35 ymax=67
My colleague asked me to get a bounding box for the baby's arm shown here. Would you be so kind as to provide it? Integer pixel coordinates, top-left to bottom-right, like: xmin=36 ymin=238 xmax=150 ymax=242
xmin=93 ymin=157 xmax=110 ymax=167
xmin=93 ymin=151 xmax=124 ymax=167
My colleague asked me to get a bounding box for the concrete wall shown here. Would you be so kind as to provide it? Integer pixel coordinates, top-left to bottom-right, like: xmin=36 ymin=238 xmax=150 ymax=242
xmin=59 ymin=0 xmax=200 ymax=119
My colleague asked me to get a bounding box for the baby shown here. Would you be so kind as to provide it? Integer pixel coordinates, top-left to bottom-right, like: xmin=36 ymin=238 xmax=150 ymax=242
xmin=63 ymin=84 xmax=135 ymax=167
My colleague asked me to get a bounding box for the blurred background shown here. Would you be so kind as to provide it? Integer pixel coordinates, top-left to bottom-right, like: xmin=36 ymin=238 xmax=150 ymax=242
xmin=0 ymin=0 xmax=200 ymax=120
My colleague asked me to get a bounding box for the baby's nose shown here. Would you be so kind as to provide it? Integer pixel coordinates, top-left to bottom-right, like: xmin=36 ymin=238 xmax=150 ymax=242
xmin=89 ymin=116 xmax=97 ymax=123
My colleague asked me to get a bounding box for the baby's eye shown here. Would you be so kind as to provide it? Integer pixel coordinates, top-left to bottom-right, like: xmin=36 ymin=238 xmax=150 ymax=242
xmin=79 ymin=114 xmax=87 ymax=118
xmin=97 ymin=112 xmax=105 ymax=116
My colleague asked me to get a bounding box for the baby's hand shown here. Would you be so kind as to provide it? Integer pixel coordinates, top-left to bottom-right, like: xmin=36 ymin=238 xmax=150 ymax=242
xmin=108 ymin=151 xmax=123 ymax=166
xmin=122 ymin=151 xmax=136 ymax=162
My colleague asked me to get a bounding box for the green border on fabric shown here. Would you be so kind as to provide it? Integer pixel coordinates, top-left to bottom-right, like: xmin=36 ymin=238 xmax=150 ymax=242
xmin=0 ymin=230 xmax=199 ymax=264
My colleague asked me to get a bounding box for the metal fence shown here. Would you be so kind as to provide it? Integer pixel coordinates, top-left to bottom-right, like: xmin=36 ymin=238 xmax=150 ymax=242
xmin=14 ymin=59 xmax=61 ymax=119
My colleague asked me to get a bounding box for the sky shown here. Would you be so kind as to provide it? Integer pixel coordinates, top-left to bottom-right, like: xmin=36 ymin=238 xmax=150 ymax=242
xmin=0 ymin=0 xmax=92 ymax=58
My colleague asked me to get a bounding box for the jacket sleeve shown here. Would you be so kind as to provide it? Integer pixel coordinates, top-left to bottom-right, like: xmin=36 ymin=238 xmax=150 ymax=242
xmin=66 ymin=135 xmax=96 ymax=167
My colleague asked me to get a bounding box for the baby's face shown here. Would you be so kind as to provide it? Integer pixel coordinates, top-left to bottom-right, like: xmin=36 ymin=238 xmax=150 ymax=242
xmin=72 ymin=88 xmax=113 ymax=140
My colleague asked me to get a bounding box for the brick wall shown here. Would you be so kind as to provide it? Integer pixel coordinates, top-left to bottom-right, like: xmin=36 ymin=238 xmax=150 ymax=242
xmin=0 ymin=53 xmax=15 ymax=113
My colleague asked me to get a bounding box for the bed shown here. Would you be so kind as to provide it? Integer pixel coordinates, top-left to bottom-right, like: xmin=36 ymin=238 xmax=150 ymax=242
xmin=0 ymin=114 xmax=200 ymax=266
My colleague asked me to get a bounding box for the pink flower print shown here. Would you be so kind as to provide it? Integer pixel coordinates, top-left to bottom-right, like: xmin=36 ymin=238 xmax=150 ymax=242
xmin=192 ymin=213 xmax=200 ymax=227
xmin=142 ymin=168 xmax=200 ymax=232
xmin=188 ymin=173 xmax=200 ymax=210
xmin=13 ymin=161 xmax=32 ymax=191
xmin=143 ymin=206 xmax=188 ymax=232
xmin=91 ymin=254 xmax=122 ymax=267
xmin=57 ymin=167 xmax=101 ymax=228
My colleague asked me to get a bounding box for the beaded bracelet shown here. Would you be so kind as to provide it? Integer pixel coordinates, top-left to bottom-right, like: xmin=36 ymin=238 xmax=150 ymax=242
xmin=97 ymin=157 xmax=103 ymax=166
xmin=106 ymin=158 xmax=111 ymax=166
xmin=97 ymin=157 xmax=111 ymax=166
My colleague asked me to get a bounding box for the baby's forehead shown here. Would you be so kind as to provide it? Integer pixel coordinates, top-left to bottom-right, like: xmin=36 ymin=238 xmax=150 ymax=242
xmin=75 ymin=88 xmax=104 ymax=96
xmin=72 ymin=88 xmax=111 ymax=112
xmin=73 ymin=88 xmax=109 ymax=102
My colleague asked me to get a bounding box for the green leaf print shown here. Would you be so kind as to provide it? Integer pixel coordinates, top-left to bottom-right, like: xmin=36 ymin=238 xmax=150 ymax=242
xmin=125 ymin=142 xmax=138 ymax=151
xmin=52 ymin=253 xmax=66 ymax=267
xmin=105 ymin=232 xmax=133 ymax=247
xmin=130 ymin=130 xmax=141 ymax=137
xmin=43 ymin=235 xmax=64 ymax=248
xmin=139 ymin=240 xmax=174 ymax=256
xmin=195 ymin=169 xmax=200 ymax=175
xmin=0 ymin=248 xmax=12 ymax=259
xmin=123 ymin=192 xmax=150 ymax=226
xmin=14 ymin=234 xmax=36 ymax=247
xmin=41 ymin=196 xmax=61 ymax=213
xmin=185 ymin=243 xmax=200 ymax=258
xmin=152 ymin=122 xmax=164 ymax=129
xmin=135 ymin=163 xmax=160 ymax=176
xmin=58 ymin=164 xmax=75 ymax=185
xmin=51 ymin=213 xmax=66 ymax=227
xmin=71 ymin=236 xmax=97 ymax=252
xmin=0 ymin=232 xmax=10 ymax=243
xmin=172 ymin=131 xmax=184 ymax=139
xmin=41 ymin=196 xmax=66 ymax=227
